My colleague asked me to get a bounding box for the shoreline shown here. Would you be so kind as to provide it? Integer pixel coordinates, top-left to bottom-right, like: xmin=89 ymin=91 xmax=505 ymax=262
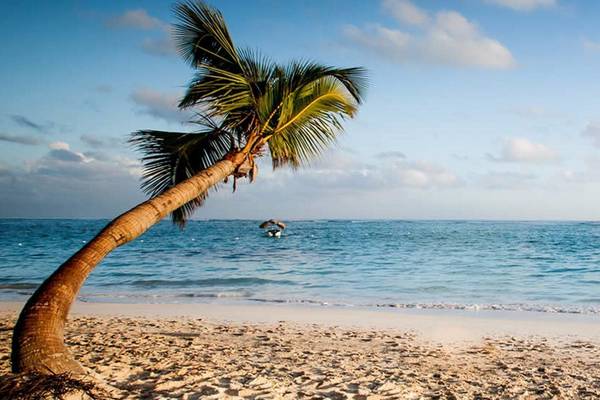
xmin=2 ymin=300 xmax=599 ymax=344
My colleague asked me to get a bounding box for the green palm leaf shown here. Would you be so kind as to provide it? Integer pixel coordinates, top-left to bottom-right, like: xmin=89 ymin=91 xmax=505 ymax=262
xmin=265 ymin=63 xmax=366 ymax=169
xmin=173 ymin=1 xmax=240 ymax=69
xmin=129 ymin=123 xmax=233 ymax=226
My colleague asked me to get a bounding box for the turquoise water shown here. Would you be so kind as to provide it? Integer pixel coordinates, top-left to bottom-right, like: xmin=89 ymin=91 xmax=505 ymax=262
xmin=1 ymin=219 xmax=599 ymax=313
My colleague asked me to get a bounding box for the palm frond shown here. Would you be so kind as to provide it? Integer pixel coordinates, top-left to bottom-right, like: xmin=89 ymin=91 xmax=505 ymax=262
xmin=179 ymin=64 xmax=253 ymax=114
xmin=266 ymin=65 xmax=366 ymax=169
xmin=268 ymin=115 xmax=341 ymax=169
xmin=129 ymin=126 xmax=232 ymax=227
xmin=179 ymin=49 xmax=278 ymax=134
xmin=173 ymin=1 xmax=269 ymax=126
xmin=172 ymin=1 xmax=239 ymax=69
xmin=284 ymin=61 xmax=367 ymax=104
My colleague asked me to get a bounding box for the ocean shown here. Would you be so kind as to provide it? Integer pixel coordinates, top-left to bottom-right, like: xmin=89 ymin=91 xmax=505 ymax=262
xmin=1 ymin=219 xmax=599 ymax=314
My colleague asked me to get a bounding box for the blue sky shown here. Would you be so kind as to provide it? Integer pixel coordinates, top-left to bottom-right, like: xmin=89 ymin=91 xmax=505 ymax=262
xmin=1 ymin=0 xmax=600 ymax=220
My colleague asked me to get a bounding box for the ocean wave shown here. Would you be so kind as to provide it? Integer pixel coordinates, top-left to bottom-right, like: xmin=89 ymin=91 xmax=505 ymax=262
xmin=248 ymin=297 xmax=334 ymax=306
xmin=237 ymin=298 xmax=599 ymax=314
xmin=177 ymin=291 xmax=253 ymax=298
xmin=122 ymin=277 xmax=297 ymax=288
xmin=373 ymin=302 xmax=600 ymax=315
xmin=78 ymin=290 xmax=254 ymax=302
xmin=545 ymin=267 xmax=590 ymax=273
xmin=0 ymin=283 xmax=39 ymax=290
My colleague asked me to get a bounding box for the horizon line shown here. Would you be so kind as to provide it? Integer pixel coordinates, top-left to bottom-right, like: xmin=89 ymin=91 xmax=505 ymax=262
xmin=0 ymin=217 xmax=598 ymax=223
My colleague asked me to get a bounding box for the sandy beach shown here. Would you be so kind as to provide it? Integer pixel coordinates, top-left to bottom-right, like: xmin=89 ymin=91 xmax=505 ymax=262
xmin=2 ymin=302 xmax=600 ymax=399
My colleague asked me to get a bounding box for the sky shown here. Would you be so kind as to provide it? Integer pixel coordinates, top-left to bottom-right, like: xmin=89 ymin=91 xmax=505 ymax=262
xmin=1 ymin=0 xmax=600 ymax=220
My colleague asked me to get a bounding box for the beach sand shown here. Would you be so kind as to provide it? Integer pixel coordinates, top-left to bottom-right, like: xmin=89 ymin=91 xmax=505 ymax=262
xmin=1 ymin=302 xmax=600 ymax=399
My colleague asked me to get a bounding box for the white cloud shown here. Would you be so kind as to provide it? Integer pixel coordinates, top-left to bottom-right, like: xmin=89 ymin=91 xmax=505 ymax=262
xmin=489 ymin=137 xmax=559 ymax=163
xmin=106 ymin=9 xmax=167 ymax=31
xmin=383 ymin=0 xmax=429 ymax=26
xmin=47 ymin=142 xmax=94 ymax=163
xmin=196 ymin=150 xmax=468 ymax=219
xmin=130 ymin=88 xmax=193 ymax=124
xmin=345 ymin=1 xmax=515 ymax=69
xmin=582 ymin=123 xmax=600 ymax=147
xmin=106 ymin=9 xmax=177 ymax=58
xmin=49 ymin=141 xmax=70 ymax=150
xmin=485 ymin=0 xmax=556 ymax=11
xmin=394 ymin=160 xmax=459 ymax=188
xmin=265 ymin=150 xmax=460 ymax=192
xmin=40 ymin=144 xmax=138 ymax=176
xmin=1 ymin=145 xmax=143 ymax=218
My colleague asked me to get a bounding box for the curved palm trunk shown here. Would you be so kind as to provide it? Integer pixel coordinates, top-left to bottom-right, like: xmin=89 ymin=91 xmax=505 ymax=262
xmin=12 ymin=153 xmax=245 ymax=374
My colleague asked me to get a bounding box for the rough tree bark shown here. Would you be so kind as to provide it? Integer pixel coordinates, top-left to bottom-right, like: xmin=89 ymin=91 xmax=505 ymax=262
xmin=12 ymin=152 xmax=246 ymax=374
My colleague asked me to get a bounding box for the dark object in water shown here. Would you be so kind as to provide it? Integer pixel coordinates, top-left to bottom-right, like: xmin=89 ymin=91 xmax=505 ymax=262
xmin=259 ymin=219 xmax=286 ymax=230
xmin=260 ymin=220 xmax=286 ymax=238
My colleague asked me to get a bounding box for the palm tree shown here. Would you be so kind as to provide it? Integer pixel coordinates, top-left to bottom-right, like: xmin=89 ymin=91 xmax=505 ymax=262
xmin=11 ymin=0 xmax=366 ymax=375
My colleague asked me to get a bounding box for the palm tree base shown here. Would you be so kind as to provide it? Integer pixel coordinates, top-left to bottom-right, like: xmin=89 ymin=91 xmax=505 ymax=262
xmin=0 ymin=371 xmax=110 ymax=399
xmin=12 ymin=335 xmax=85 ymax=375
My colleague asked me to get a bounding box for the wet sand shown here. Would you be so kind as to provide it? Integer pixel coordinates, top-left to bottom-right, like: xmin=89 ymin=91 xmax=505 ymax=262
xmin=1 ymin=302 xmax=600 ymax=399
